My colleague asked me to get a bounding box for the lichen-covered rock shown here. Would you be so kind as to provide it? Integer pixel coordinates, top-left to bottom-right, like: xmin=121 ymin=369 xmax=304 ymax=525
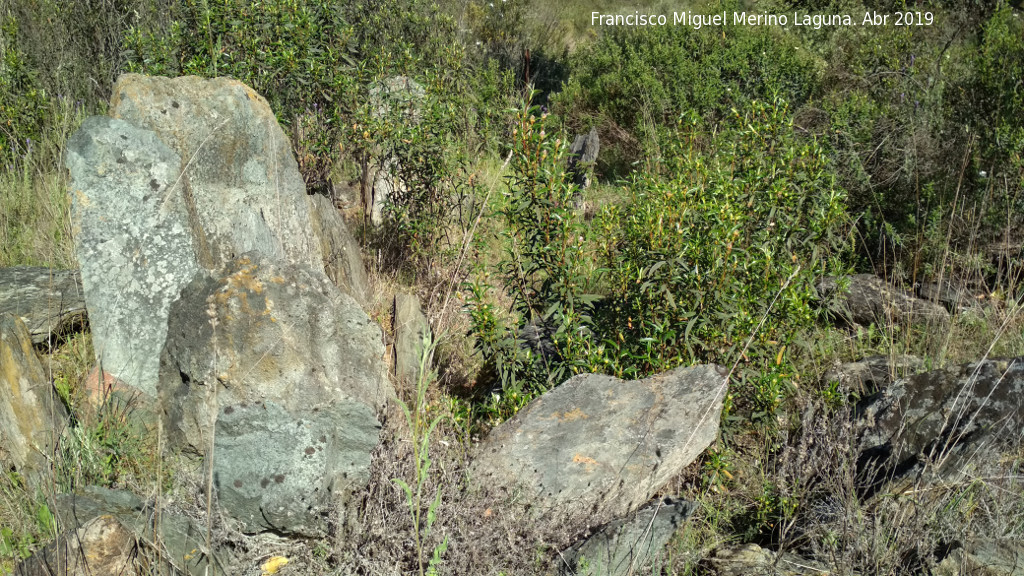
xmin=0 ymin=267 xmax=86 ymax=346
xmin=818 ymin=274 xmax=950 ymax=329
xmin=393 ymin=293 xmax=430 ymax=386
xmin=471 ymin=365 xmax=726 ymax=525
xmin=932 ymin=539 xmax=1024 ymax=576
xmin=308 ymin=193 xmax=368 ymax=306
xmin=109 ymin=74 xmax=322 ymax=271
xmin=857 ymin=357 xmax=1024 ymax=491
xmin=66 ymin=74 xmax=326 ymax=396
xmin=65 ymin=115 xmax=198 ymax=397
xmin=560 ymin=498 xmax=695 ymax=576
xmin=16 ymin=515 xmax=140 ymax=576
xmin=159 ymin=255 xmax=392 ymax=535
xmin=0 ymin=314 xmax=68 ymax=479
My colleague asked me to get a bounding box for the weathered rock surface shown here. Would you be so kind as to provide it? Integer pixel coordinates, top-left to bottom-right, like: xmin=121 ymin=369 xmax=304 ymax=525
xmin=823 ymin=354 xmax=924 ymax=396
xmin=0 ymin=314 xmax=67 ymax=478
xmin=567 ymin=127 xmax=599 ymax=190
xmin=66 ymin=74 xmax=325 ymax=396
xmin=159 ymin=255 xmax=392 ymax=535
xmin=857 ymin=357 xmax=1024 ymax=491
xmin=66 ymin=115 xmax=197 ymax=398
xmin=109 ymin=74 xmax=322 ymax=272
xmin=471 ymin=365 xmax=726 ymax=524
xmin=15 ymin=514 xmax=140 ymax=576
xmin=47 ymin=486 xmax=220 ymax=576
xmin=0 ymin=267 xmax=86 ymax=346
xmin=559 ymin=497 xmax=694 ymax=576
xmin=933 ymin=539 xmax=1024 ymax=576
xmin=308 ymin=193 xmax=368 ymax=306
xmin=818 ymin=274 xmax=950 ymax=329
xmin=709 ymin=544 xmax=834 ymax=576
xmin=393 ymin=293 xmax=430 ymax=386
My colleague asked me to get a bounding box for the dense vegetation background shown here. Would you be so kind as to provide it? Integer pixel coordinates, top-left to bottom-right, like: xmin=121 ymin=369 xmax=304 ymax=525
xmin=1 ymin=0 xmax=1023 ymax=573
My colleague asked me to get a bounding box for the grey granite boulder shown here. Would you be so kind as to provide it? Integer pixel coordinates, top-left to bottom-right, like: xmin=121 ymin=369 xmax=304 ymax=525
xmin=0 ymin=267 xmax=86 ymax=346
xmin=159 ymin=255 xmax=392 ymax=535
xmin=308 ymin=193 xmax=368 ymax=306
xmin=857 ymin=357 xmax=1024 ymax=491
xmin=560 ymin=498 xmax=695 ymax=576
xmin=66 ymin=115 xmax=198 ymax=397
xmin=393 ymin=292 xmax=430 ymax=386
xmin=471 ymin=365 xmax=726 ymax=524
xmin=818 ymin=274 xmax=950 ymax=329
xmin=0 ymin=314 xmax=68 ymax=480
xmin=66 ymin=74 xmax=326 ymax=396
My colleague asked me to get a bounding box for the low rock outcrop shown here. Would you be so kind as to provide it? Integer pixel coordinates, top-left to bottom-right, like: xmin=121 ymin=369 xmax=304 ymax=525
xmin=159 ymin=255 xmax=392 ymax=536
xmin=560 ymin=498 xmax=695 ymax=576
xmin=15 ymin=515 xmax=140 ymax=576
xmin=818 ymin=274 xmax=950 ymax=329
xmin=0 ymin=314 xmax=67 ymax=479
xmin=823 ymin=354 xmax=924 ymax=396
xmin=0 ymin=267 xmax=86 ymax=346
xmin=857 ymin=357 xmax=1024 ymax=491
xmin=471 ymin=365 xmax=726 ymax=525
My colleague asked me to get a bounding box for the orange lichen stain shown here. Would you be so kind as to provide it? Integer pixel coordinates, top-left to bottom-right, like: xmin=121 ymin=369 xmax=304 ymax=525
xmin=270 ymin=275 xmax=286 ymax=284
xmin=548 ymin=407 xmax=588 ymax=422
xmin=572 ymin=454 xmax=599 ymax=473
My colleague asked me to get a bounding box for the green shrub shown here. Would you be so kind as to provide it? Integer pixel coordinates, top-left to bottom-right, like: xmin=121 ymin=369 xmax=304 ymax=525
xmin=554 ymin=23 xmax=820 ymax=177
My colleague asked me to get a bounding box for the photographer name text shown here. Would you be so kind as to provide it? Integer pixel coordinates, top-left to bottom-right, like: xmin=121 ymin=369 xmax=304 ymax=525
xmin=591 ymin=10 xmax=935 ymax=29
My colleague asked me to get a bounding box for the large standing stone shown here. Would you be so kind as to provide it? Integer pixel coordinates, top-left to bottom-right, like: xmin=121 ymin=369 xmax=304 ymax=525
xmin=65 ymin=115 xmax=197 ymax=398
xmin=159 ymin=255 xmax=392 ymax=536
xmin=66 ymin=74 xmax=326 ymax=396
xmin=471 ymin=365 xmax=726 ymax=524
xmin=0 ymin=267 xmax=86 ymax=346
xmin=567 ymin=127 xmax=599 ymax=190
xmin=308 ymin=193 xmax=369 ymax=307
xmin=857 ymin=357 xmax=1024 ymax=491
xmin=108 ymin=74 xmax=322 ymax=271
xmin=0 ymin=314 xmax=68 ymax=478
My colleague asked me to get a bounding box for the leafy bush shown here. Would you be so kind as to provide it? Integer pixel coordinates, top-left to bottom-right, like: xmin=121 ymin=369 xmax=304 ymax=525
xmin=554 ymin=24 xmax=820 ymax=177
xmin=469 ymin=99 xmax=850 ymax=422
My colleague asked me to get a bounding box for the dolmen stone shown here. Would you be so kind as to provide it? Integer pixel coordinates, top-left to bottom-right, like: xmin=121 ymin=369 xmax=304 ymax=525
xmin=66 ymin=73 xmax=324 ymax=397
xmin=857 ymin=357 xmax=1024 ymax=492
xmin=159 ymin=255 xmax=392 ymax=536
xmin=0 ymin=314 xmax=68 ymax=481
xmin=559 ymin=497 xmax=695 ymax=576
xmin=818 ymin=274 xmax=950 ymax=329
xmin=0 ymin=267 xmax=86 ymax=346
xmin=471 ymin=365 xmax=726 ymax=525
xmin=393 ymin=292 xmax=430 ymax=387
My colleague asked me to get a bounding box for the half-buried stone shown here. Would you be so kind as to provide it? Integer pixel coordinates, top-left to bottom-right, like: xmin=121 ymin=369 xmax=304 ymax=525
xmin=159 ymin=254 xmax=392 ymax=536
xmin=471 ymin=365 xmax=726 ymax=527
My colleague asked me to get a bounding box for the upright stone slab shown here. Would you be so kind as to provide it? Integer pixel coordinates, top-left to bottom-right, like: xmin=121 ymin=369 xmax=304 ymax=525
xmin=0 ymin=314 xmax=68 ymax=479
xmin=66 ymin=116 xmax=198 ymax=396
xmin=471 ymin=365 xmax=726 ymax=525
xmin=393 ymin=293 xmax=430 ymax=386
xmin=66 ymin=75 xmax=327 ymax=395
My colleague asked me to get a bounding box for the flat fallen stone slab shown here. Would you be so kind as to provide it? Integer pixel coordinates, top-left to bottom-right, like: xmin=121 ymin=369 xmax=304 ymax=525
xmin=0 ymin=267 xmax=86 ymax=345
xmin=471 ymin=364 xmax=727 ymax=525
